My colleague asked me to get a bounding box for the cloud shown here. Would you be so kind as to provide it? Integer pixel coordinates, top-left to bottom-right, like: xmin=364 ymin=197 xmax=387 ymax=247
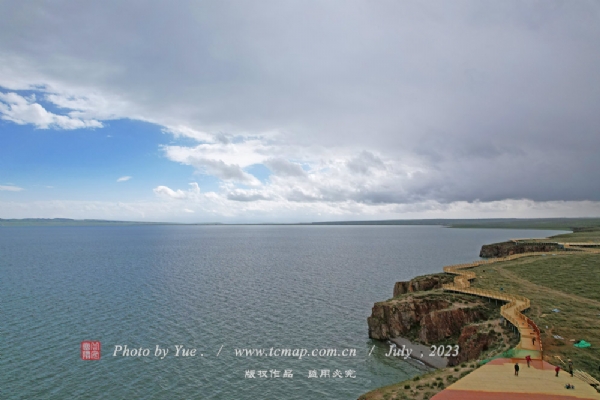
xmin=2 ymin=197 xmax=600 ymax=224
xmin=153 ymin=182 xmax=200 ymax=200
xmin=346 ymin=151 xmax=386 ymax=175
xmin=1 ymin=2 xmax=600 ymax=220
xmin=0 ymin=92 xmax=102 ymax=129
xmin=227 ymin=189 xmax=272 ymax=202
xmin=264 ymin=158 xmax=306 ymax=177
xmin=116 ymin=176 xmax=132 ymax=182
xmin=162 ymin=125 xmax=214 ymax=142
xmin=0 ymin=185 xmax=24 ymax=192
xmin=163 ymin=145 xmax=263 ymax=186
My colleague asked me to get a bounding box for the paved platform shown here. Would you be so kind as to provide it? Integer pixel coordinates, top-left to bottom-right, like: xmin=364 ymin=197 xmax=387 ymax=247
xmin=432 ymin=358 xmax=600 ymax=399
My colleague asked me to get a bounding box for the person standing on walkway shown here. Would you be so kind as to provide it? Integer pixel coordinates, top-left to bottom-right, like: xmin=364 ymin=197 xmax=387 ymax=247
xmin=525 ymin=355 xmax=531 ymax=367
xmin=555 ymin=365 xmax=560 ymax=377
xmin=514 ymin=362 xmax=519 ymax=376
xmin=532 ymin=337 xmax=536 ymax=346
xmin=568 ymin=359 xmax=573 ymax=377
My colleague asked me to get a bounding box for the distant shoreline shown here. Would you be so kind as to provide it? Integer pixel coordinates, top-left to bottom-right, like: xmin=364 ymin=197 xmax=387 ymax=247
xmin=1 ymin=217 xmax=598 ymax=230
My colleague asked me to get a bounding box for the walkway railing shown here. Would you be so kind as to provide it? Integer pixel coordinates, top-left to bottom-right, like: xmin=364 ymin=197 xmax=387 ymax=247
xmin=443 ymin=242 xmax=600 ymax=358
xmin=442 ymin=251 xmax=564 ymax=358
xmin=439 ymin=240 xmax=600 ymax=388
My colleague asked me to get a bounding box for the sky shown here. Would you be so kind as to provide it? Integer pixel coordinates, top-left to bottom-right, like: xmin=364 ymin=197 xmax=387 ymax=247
xmin=1 ymin=1 xmax=600 ymax=223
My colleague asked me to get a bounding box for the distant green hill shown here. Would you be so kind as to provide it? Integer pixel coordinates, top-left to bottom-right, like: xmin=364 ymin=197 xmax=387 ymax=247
xmin=0 ymin=218 xmax=167 ymax=227
xmin=310 ymin=218 xmax=600 ymax=231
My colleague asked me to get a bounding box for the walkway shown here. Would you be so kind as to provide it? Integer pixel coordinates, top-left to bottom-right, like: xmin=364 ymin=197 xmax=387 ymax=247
xmin=437 ymin=241 xmax=600 ymax=398
xmin=442 ymin=252 xmax=548 ymax=358
xmin=432 ymin=358 xmax=600 ymax=399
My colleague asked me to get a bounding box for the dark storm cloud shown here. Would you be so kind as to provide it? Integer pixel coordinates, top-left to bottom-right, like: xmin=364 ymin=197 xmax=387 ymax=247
xmin=1 ymin=0 xmax=600 ymax=205
xmin=346 ymin=151 xmax=386 ymax=175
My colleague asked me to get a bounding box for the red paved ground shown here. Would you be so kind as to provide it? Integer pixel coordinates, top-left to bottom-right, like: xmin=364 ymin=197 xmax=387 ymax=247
xmin=431 ymin=358 xmax=599 ymax=399
xmin=432 ymin=390 xmax=587 ymax=400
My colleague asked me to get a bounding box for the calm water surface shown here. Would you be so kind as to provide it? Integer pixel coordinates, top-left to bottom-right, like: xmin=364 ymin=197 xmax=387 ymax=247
xmin=0 ymin=225 xmax=565 ymax=399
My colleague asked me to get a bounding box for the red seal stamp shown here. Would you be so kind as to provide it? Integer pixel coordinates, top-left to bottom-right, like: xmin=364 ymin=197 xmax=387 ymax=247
xmin=81 ymin=341 xmax=101 ymax=360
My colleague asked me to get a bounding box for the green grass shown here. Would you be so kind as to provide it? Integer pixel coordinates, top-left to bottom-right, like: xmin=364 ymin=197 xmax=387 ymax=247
xmin=503 ymin=254 xmax=600 ymax=302
xmin=550 ymin=229 xmax=600 ymax=243
xmin=360 ymin=229 xmax=600 ymax=400
xmin=469 ymin=253 xmax=600 ymax=380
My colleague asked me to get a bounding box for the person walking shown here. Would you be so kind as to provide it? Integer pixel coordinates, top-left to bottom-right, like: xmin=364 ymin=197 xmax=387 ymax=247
xmin=555 ymin=365 xmax=560 ymax=377
xmin=525 ymin=355 xmax=531 ymax=367
xmin=532 ymin=337 xmax=536 ymax=346
xmin=514 ymin=362 xmax=520 ymax=376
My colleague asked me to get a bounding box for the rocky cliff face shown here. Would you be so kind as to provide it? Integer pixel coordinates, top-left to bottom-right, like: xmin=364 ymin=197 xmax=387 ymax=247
xmin=367 ymin=294 xmax=491 ymax=343
xmin=479 ymin=241 xmax=561 ymax=258
xmin=447 ymin=325 xmax=496 ymax=366
xmin=393 ymin=274 xmax=454 ymax=297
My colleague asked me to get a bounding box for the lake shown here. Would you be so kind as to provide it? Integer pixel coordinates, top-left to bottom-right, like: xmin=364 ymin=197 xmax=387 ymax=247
xmin=0 ymin=225 xmax=565 ymax=399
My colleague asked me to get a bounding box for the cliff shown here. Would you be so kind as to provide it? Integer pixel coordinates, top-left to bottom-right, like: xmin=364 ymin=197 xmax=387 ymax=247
xmin=479 ymin=241 xmax=561 ymax=258
xmin=448 ymin=325 xmax=497 ymax=365
xmin=393 ymin=273 xmax=454 ymax=297
xmin=367 ymin=292 xmax=496 ymax=344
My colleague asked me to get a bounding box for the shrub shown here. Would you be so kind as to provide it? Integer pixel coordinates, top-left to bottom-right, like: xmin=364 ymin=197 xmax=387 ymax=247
xmin=404 ymin=385 xmax=410 ymax=389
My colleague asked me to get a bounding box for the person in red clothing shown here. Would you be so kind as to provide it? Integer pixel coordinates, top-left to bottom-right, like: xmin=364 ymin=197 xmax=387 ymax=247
xmin=525 ymin=355 xmax=531 ymax=367
xmin=555 ymin=365 xmax=561 ymax=377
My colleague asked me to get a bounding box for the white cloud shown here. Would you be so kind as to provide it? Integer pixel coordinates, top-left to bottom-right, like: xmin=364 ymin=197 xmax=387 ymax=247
xmin=163 ymin=144 xmax=264 ymax=186
xmin=2 ymin=197 xmax=600 ymax=224
xmin=163 ymin=125 xmax=214 ymax=143
xmin=116 ymin=176 xmax=132 ymax=182
xmin=1 ymin=2 xmax=600 ymax=220
xmin=264 ymin=158 xmax=307 ymax=177
xmin=0 ymin=92 xmax=102 ymax=130
xmin=0 ymin=185 xmax=24 ymax=191
xmin=153 ymin=182 xmax=201 ymax=200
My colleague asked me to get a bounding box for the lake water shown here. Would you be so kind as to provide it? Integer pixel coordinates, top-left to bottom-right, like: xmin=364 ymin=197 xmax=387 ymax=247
xmin=0 ymin=225 xmax=565 ymax=399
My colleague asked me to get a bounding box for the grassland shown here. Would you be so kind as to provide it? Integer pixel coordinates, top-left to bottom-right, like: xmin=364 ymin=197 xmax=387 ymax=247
xmin=469 ymin=251 xmax=600 ymax=379
xmin=550 ymin=229 xmax=600 ymax=243
xmin=360 ymin=229 xmax=600 ymax=400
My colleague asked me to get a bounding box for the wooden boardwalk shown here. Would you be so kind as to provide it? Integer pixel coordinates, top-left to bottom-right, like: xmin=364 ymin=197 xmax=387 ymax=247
xmin=437 ymin=241 xmax=600 ymax=398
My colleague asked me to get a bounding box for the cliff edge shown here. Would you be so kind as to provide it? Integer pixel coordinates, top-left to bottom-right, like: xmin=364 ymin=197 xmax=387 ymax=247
xmin=368 ymin=274 xmax=516 ymax=365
